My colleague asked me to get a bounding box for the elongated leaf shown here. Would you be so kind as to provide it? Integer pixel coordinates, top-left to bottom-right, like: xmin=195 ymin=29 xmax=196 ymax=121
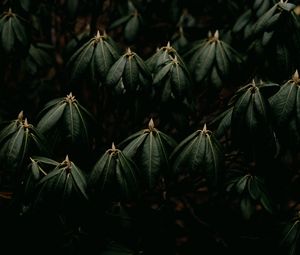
xmin=140 ymin=132 xmax=161 ymax=189
xmin=106 ymin=55 xmax=127 ymax=86
xmin=232 ymin=9 xmax=252 ymax=33
xmin=124 ymin=57 xmax=139 ymax=91
xmin=0 ymin=120 xmax=20 ymax=144
xmin=241 ymin=196 xmax=255 ymax=220
xmin=12 ymin=16 xmax=27 ymax=46
xmin=73 ymin=102 xmax=90 ymax=144
xmin=214 ymin=107 xmax=233 ymax=138
xmin=64 ymin=103 xmax=81 ymax=143
xmin=205 ymin=134 xmax=223 ymax=185
xmin=215 ymin=41 xmax=230 ymax=76
xmin=194 ymin=42 xmax=216 ymax=82
xmin=270 ymin=81 xmax=297 ymax=126
xmin=134 ymin=53 xmax=152 ymax=80
xmin=117 ymin=152 xmax=139 ymax=200
xmin=124 ymin=15 xmax=139 ymax=42
xmin=94 ymin=39 xmax=114 ymax=80
xmin=153 ymin=62 xmax=172 ymax=84
xmin=248 ymin=176 xmax=261 ymax=200
xmin=109 ymin=15 xmax=132 ymax=30
xmin=90 ymin=152 xmax=113 ymax=193
xmin=189 ymin=132 xmax=206 ymax=176
xmin=170 ymin=130 xmax=200 ymax=174
xmin=236 ymin=175 xmax=248 ymax=194
xmin=7 ymin=126 xmax=25 ymax=164
xmin=70 ymin=162 xmax=88 ymax=200
xmin=68 ymin=40 xmax=94 ymax=81
xmin=2 ymin=17 xmax=14 ymax=53
xmin=122 ymin=132 xmax=148 ymax=158
xmin=253 ymin=4 xmax=277 ymax=34
xmin=37 ymin=102 xmax=66 ymax=133
xmin=171 ymin=63 xmax=189 ymax=98
xmin=31 ymin=156 xmax=59 ymax=166
xmin=281 ymin=221 xmax=300 ymax=247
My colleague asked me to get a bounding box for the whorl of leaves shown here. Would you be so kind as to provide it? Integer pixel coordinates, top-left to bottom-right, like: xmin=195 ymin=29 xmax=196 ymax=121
xmin=0 ymin=8 xmax=30 ymax=54
xmin=184 ymin=31 xmax=243 ymax=89
xmin=226 ymin=170 xmax=274 ymax=219
xmin=106 ymin=48 xmax=152 ymax=95
xmin=67 ymin=30 xmax=119 ymax=85
xmin=170 ymin=124 xmax=224 ymax=187
xmin=0 ymin=111 xmax=48 ymax=171
xmin=37 ymin=92 xmax=94 ymax=148
xmin=118 ymin=119 xmax=177 ymax=190
xmin=89 ymin=143 xmax=139 ymax=202
xmin=31 ymin=155 xmax=88 ymax=212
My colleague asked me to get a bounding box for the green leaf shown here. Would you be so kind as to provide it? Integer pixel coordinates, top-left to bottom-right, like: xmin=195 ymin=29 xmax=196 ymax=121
xmin=140 ymin=132 xmax=161 ymax=189
xmin=12 ymin=16 xmax=28 ymax=46
xmin=280 ymin=220 xmax=300 ymax=247
xmin=122 ymin=131 xmax=148 ymax=158
xmin=117 ymin=152 xmax=139 ymax=200
xmin=189 ymin=132 xmax=206 ymax=176
xmin=278 ymin=2 xmax=296 ymax=12
xmin=90 ymin=152 xmax=114 ymax=194
xmin=68 ymin=39 xmax=94 ymax=81
xmin=232 ymin=9 xmax=252 ymax=33
xmin=270 ymin=81 xmax=297 ymax=127
xmin=248 ymin=176 xmax=261 ymax=200
xmin=236 ymin=175 xmax=248 ymax=194
xmin=124 ymin=15 xmax=140 ymax=42
xmin=31 ymin=156 xmax=59 ymax=166
xmin=260 ymin=192 xmax=273 ymax=214
xmin=171 ymin=62 xmax=189 ymax=98
xmin=0 ymin=120 xmax=20 ymax=144
xmin=170 ymin=130 xmax=200 ymax=174
xmin=93 ymin=39 xmax=114 ymax=80
xmin=7 ymin=126 xmax=25 ymax=164
xmin=240 ymin=196 xmax=255 ymax=220
xmin=73 ymin=102 xmax=90 ymax=145
xmin=106 ymin=55 xmax=127 ymax=86
xmin=134 ymin=53 xmax=152 ymax=80
xmin=213 ymin=107 xmax=233 ymax=138
xmin=253 ymin=4 xmax=277 ymax=34
xmin=2 ymin=17 xmax=14 ymax=53
xmin=205 ymin=133 xmax=223 ymax=185
xmin=153 ymin=62 xmax=172 ymax=84
xmin=70 ymin=162 xmax=88 ymax=200
xmin=215 ymin=41 xmax=230 ymax=76
xmin=194 ymin=42 xmax=216 ymax=82
xmin=37 ymin=102 xmax=66 ymax=133
xmin=109 ymin=15 xmax=132 ymax=30
xmin=124 ymin=56 xmax=139 ymax=91
xmin=64 ymin=103 xmax=81 ymax=143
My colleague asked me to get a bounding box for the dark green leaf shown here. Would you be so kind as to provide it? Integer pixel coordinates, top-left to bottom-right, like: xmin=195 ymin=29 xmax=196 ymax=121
xmin=270 ymin=81 xmax=297 ymax=126
xmin=37 ymin=102 xmax=66 ymax=133
xmin=106 ymin=55 xmax=127 ymax=86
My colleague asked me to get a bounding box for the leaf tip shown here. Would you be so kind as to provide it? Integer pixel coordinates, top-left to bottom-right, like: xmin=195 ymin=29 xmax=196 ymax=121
xmin=96 ymin=30 xmax=101 ymax=39
xmin=112 ymin=142 xmax=116 ymax=151
xmin=148 ymin=118 xmax=155 ymax=130
xmin=18 ymin=110 xmax=24 ymax=121
xmin=293 ymin=69 xmax=299 ymax=80
xmin=23 ymin=118 xmax=29 ymax=128
xmin=214 ymin=30 xmax=219 ymax=39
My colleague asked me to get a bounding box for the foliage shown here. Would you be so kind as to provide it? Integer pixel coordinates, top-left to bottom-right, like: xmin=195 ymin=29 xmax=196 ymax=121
xmin=1 ymin=1 xmax=300 ymax=255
